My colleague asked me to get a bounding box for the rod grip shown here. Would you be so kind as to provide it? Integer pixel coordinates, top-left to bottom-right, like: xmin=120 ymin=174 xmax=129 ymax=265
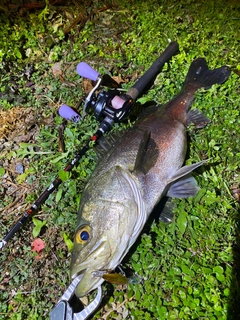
xmin=127 ymin=41 xmax=179 ymax=101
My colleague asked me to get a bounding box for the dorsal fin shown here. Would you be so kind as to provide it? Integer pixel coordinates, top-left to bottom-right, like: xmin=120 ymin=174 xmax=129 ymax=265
xmin=137 ymin=105 xmax=158 ymax=120
xmin=94 ymin=130 xmax=125 ymax=160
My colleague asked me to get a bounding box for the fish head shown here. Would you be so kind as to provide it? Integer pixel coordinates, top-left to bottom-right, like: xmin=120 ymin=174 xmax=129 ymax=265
xmin=70 ymin=167 xmax=146 ymax=297
xmin=70 ymin=210 xmax=111 ymax=297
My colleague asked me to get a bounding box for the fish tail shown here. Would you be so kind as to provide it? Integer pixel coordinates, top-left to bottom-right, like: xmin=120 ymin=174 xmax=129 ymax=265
xmin=183 ymin=58 xmax=230 ymax=91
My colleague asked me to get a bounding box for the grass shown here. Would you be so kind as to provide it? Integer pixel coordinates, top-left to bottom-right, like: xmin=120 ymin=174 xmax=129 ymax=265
xmin=0 ymin=0 xmax=239 ymax=319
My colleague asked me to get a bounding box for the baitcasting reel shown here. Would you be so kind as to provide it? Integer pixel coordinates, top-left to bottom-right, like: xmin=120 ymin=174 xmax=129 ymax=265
xmin=58 ymin=62 xmax=135 ymax=135
xmin=59 ymin=41 xmax=179 ymax=135
xmin=77 ymin=62 xmax=134 ymax=122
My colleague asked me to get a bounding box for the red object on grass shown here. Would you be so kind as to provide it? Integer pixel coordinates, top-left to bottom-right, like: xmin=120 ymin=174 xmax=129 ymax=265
xmin=31 ymin=238 xmax=45 ymax=254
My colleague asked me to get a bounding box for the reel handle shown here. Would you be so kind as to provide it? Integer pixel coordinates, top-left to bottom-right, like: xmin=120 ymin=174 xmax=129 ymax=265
xmin=58 ymin=105 xmax=81 ymax=122
xmin=127 ymin=41 xmax=179 ymax=101
xmin=77 ymin=62 xmax=119 ymax=88
xmin=76 ymin=62 xmax=99 ymax=81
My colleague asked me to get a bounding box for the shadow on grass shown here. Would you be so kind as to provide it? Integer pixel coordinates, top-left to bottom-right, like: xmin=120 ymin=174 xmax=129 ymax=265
xmin=227 ymin=206 xmax=240 ymax=320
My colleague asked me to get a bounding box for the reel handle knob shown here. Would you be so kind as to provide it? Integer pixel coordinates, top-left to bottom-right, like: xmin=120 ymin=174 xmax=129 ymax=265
xmin=58 ymin=105 xmax=80 ymax=122
xmin=76 ymin=62 xmax=99 ymax=81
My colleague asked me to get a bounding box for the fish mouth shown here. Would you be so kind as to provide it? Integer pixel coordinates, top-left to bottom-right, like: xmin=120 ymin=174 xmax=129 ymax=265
xmin=72 ymin=267 xmax=105 ymax=297
xmin=71 ymin=268 xmax=87 ymax=280
xmin=70 ymin=238 xmax=108 ymax=278
xmin=70 ymin=239 xmax=110 ymax=297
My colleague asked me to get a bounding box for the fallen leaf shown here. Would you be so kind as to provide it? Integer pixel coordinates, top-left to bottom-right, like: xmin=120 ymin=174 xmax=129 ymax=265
xmin=112 ymin=75 xmax=125 ymax=84
xmin=83 ymin=78 xmax=94 ymax=94
xmin=51 ymin=62 xmax=63 ymax=77
xmin=31 ymin=238 xmax=45 ymax=253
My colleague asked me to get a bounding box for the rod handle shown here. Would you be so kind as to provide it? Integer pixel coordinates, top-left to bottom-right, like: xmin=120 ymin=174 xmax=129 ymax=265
xmin=127 ymin=41 xmax=179 ymax=101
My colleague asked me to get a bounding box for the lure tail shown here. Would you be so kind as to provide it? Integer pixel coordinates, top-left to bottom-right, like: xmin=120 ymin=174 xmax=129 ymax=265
xmin=183 ymin=58 xmax=231 ymax=90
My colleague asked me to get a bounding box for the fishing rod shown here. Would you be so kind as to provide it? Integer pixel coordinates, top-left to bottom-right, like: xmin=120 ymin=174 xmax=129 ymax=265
xmin=0 ymin=41 xmax=179 ymax=251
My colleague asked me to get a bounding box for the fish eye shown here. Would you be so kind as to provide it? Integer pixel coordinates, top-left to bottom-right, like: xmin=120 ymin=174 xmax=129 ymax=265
xmin=75 ymin=225 xmax=91 ymax=244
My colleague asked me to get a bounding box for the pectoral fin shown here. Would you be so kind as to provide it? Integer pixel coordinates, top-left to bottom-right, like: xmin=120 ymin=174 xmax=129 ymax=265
xmin=134 ymin=132 xmax=159 ymax=174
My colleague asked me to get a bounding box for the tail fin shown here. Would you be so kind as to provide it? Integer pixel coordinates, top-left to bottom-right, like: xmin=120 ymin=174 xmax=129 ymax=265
xmin=183 ymin=58 xmax=231 ymax=90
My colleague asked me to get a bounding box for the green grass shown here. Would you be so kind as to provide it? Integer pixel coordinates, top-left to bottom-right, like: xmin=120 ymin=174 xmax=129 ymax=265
xmin=0 ymin=0 xmax=239 ymax=319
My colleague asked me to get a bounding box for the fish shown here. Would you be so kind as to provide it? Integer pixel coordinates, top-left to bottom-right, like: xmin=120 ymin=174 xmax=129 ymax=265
xmin=70 ymin=58 xmax=231 ymax=297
